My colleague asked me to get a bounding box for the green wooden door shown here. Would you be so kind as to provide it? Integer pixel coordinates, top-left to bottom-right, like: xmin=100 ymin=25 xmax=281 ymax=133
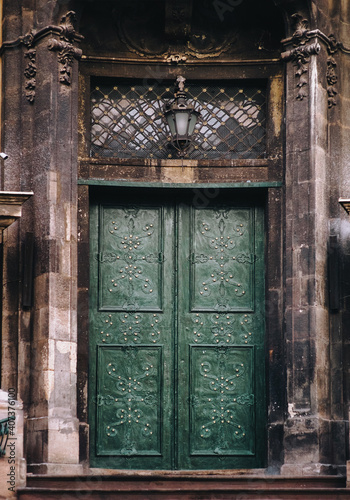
xmin=89 ymin=191 xmax=266 ymax=470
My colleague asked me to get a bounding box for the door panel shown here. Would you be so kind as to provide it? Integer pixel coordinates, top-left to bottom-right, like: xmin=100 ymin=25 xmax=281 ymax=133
xmin=189 ymin=207 xmax=255 ymax=312
xmin=177 ymin=202 xmax=265 ymax=469
xmin=89 ymin=192 xmax=266 ymax=470
xmin=189 ymin=345 xmax=255 ymax=456
xmin=96 ymin=345 xmax=163 ymax=456
xmin=98 ymin=205 xmax=164 ymax=312
xmin=89 ymin=200 xmax=174 ymax=469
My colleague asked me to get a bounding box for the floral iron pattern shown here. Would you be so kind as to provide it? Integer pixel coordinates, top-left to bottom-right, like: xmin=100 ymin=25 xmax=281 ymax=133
xmin=191 ymin=208 xmax=255 ymax=311
xmin=99 ymin=207 xmax=163 ymax=311
xmin=190 ymin=346 xmax=254 ymax=455
xmin=97 ymin=346 xmax=161 ymax=456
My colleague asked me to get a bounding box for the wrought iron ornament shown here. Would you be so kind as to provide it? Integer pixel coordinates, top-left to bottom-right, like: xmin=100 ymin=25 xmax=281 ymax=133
xmin=91 ymin=80 xmax=266 ymax=160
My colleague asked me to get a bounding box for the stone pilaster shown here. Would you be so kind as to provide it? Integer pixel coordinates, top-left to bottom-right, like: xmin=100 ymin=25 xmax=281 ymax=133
xmin=1 ymin=2 xmax=82 ymax=473
xmin=281 ymin=24 xmax=333 ymax=474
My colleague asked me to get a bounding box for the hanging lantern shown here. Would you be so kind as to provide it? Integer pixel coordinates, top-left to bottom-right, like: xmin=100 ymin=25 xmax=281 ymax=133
xmin=164 ymin=76 xmax=200 ymax=156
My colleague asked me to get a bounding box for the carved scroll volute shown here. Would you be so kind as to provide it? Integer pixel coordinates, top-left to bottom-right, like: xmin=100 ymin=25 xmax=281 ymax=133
xmin=48 ymin=11 xmax=83 ymax=85
xmin=48 ymin=39 xmax=82 ymax=85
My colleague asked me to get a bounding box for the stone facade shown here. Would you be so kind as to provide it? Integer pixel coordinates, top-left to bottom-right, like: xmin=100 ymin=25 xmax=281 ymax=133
xmin=0 ymin=0 xmax=349 ymax=485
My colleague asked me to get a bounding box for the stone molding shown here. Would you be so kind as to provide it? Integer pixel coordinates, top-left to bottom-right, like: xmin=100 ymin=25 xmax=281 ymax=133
xmin=0 ymin=11 xmax=83 ymax=102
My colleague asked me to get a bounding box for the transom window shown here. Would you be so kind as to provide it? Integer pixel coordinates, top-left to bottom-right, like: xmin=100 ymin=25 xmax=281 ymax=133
xmin=90 ymin=79 xmax=267 ymax=160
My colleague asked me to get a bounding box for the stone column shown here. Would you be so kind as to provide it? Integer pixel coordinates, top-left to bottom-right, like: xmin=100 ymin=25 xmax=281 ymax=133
xmin=1 ymin=2 xmax=83 ymax=473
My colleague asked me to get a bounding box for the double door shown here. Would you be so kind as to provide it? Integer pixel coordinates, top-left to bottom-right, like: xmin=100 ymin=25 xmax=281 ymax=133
xmin=89 ymin=190 xmax=266 ymax=470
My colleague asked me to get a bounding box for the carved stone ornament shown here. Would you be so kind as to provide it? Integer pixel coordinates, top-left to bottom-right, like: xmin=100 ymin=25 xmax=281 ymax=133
xmin=281 ymin=42 xmax=320 ymax=100
xmin=48 ymin=11 xmax=83 ymax=85
xmin=114 ymin=2 xmax=238 ymax=62
xmin=48 ymin=39 xmax=82 ymax=85
xmin=327 ymin=56 xmax=337 ymax=108
xmin=280 ymin=16 xmax=350 ymax=107
xmin=24 ymin=48 xmax=37 ymax=103
xmin=0 ymin=10 xmax=83 ymax=101
xmin=281 ymin=14 xmax=320 ymax=101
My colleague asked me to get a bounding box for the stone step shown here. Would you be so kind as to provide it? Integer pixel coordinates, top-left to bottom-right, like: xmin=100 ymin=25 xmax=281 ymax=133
xmin=17 ymin=487 xmax=350 ymax=500
xmin=17 ymin=474 xmax=350 ymax=500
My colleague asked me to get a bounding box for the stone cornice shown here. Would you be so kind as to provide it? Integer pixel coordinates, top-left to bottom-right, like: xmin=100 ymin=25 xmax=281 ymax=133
xmin=282 ymin=29 xmax=350 ymax=55
xmin=0 ymin=191 xmax=33 ymax=230
xmin=339 ymin=199 xmax=350 ymax=215
xmin=0 ymin=23 xmax=83 ymax=56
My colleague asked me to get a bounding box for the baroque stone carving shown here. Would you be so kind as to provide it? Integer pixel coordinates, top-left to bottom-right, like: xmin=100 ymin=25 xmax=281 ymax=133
xmin=165 ymin=0 xmax=193 ymax=40
xmin=0 ymin=10 xmax=83 ymax=99
xmin=327 ymin=56 xmax=338 ymax=108
xmin=48 ymin=11 xmax=83 ymax=85
xmin=48 ymin=39 xmax=82 ymax=85
xmin=281 ymin=15 xmax=320 ymax=101
xmin=114 ymin=4 xmax=238 ymax=62
xmin=280 ymin=18 xmax=350 ymax=106
xmin=24 ymin=49 xmax=36 ymax=103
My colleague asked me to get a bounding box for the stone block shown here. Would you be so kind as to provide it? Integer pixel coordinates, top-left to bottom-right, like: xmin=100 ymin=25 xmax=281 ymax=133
xmin=284 ymin=417 xmax=320 ymax=464
xmin=330 ymin=420 xmax=347 ymax=465
xmin=48 ymin=427 xmax=79 ymax=464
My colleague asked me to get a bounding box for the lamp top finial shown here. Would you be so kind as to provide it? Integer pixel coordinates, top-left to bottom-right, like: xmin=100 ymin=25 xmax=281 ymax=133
xmin=176 ymin=76 xmax=186 ymax=92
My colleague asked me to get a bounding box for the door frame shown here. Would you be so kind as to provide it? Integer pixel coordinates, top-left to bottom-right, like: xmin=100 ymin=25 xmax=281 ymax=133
xmin=77 ymin=182 xmax=285 ymax=472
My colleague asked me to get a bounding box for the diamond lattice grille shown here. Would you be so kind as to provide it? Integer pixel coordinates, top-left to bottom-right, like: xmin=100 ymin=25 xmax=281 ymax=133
xmin=91 ymin=80 xmax=267 ymax=160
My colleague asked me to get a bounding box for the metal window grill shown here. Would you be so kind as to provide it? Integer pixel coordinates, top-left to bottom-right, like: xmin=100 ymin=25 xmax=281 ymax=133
xmin=90 ymin=80 xmax=267 ymax=160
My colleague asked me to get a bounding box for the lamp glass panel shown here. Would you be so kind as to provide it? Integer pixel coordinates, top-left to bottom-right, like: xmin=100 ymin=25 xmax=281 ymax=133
xmin=165 ymin=112 xmax=176 ymax=136
xmin=188 ymin=113 xmax=198 ymax=136
xmin=175 ymin=111 xmax=189 ymax=136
